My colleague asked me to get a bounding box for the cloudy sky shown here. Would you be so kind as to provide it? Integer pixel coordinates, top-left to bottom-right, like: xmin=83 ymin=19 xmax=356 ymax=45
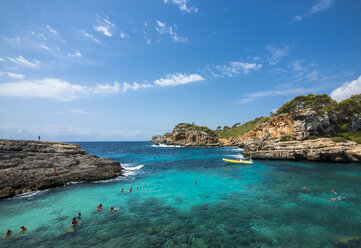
xmin=0 ymin=0 xmax=360 ymax=141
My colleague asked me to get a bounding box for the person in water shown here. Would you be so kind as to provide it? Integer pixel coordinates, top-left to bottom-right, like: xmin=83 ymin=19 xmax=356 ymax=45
xmin=70 ymin=217 xmax=78 ymax=226
xmin=302 ymin=186 xmax=309 ymax=191
xmin=129 ymin=187 xmax=132 ymax=192
xmin=110 ymin=207 xmax=115 ymax=212
xmin=3 ymin=229 xmax=12 ymax=239
xmin=194 ymin=181 xmax=197 ymax=185
xmin=97 ymin=204 xmax=103 ymax=211
xmin=332 ymin=189 xmax=337 ymax=194
xmin=331 ymin=196 xmax=342 ymax=201
xmin=20 ymin=225 xmax=27 ymax=233
xmin=136 ymin=187 xmax=139 ymax=190
xmin=76 ymin=212 xmax=81 ymax=220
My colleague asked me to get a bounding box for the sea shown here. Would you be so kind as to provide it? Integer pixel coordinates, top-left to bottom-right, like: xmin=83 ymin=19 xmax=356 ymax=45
xmin=1 ymin=141 xmax=361 ymax=247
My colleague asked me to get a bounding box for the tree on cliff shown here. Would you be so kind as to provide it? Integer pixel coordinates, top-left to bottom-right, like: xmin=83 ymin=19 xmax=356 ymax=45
xmin=277 ymin=94 xmax=337 ymax=115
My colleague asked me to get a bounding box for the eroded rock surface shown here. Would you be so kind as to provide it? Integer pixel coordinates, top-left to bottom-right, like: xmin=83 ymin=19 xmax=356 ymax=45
xmin=0 ymin=139 xmax=123 ymax=199
xmin=239 ymin=138 xmax=361 ymax=163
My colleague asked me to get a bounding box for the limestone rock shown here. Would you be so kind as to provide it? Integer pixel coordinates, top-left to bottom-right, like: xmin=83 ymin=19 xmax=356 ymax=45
xmin=0 ymin=139 xmax=123 ymax=199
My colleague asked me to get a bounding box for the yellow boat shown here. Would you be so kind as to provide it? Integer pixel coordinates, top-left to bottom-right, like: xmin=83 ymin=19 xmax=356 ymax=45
xmin=222 ymin=158 xmax=253 ymax=165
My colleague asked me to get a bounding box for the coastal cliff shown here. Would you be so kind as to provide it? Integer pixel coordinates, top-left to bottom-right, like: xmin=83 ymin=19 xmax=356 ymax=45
xmin=0 ymin=139 xmax=123 ymax=199
xmin=240 ymin=138 xmax=361 ymax=162
xmin=152 ymin=123 xmax=220 ymax=146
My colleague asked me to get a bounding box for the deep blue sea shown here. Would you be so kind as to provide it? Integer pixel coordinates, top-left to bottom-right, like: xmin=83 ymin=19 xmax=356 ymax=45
xmin=1 ymin=142 xmax=361 ymax=247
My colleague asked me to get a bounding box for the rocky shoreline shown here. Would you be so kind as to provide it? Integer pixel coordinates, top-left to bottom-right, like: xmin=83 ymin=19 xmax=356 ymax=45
xmin=239 ymin=138 xmax=361 ymax=163
xmin=0 ymin=139 xmax=124 ymax=199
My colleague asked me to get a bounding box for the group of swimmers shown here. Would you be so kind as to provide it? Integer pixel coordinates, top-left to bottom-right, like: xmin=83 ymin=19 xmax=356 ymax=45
xmin=302 ymin=186 xmax=343 ymax=201
xmin=3 ymin=226 xmax=26 ymax=239
xmin=120 ymin=186 xmax=139 ymax=192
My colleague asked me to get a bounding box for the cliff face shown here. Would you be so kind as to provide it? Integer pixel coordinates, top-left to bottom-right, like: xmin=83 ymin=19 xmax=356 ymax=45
xmin=240 ymin=138 xmax=361 ymax=162
xmin=232 ymin=109 xmax=361 ymax=162
xmin=152 ymin=128 xmax=219 ymax=146
xmin=0 ymin=140 xmax=123 ymax=199
xmin=236 ymin=109 xmax=338 ymax=142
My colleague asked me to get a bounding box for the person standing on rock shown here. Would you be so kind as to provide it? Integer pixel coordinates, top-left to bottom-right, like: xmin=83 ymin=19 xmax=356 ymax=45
xmin=53 ymin=167 xmax=56 ymax=176
xmin=38 ymin=136 xmax=40 ymax=141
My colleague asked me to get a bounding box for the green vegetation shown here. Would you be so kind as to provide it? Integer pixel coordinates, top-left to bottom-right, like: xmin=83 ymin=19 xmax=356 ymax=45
xmin=332 ymin=137 xmax=347 ymax=143
xmin=280 ymin=135 xmax=294 ymax=142
xmin=174 ymin=123 xmax=217 ymax=137
xmin=215 ymin=117 xmax=269 ymax=139
xmin=171 ymin=94 xmax=361 ymax=141
xmin=277 ymin=94 xmax=337 ymax=116
xmin=338 ymin=131 xmax=361 ymax=144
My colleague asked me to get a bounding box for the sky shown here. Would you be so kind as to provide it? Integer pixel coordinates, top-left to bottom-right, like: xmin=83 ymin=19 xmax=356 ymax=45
xmin=0 ymin=0 xmax=361 ymax=141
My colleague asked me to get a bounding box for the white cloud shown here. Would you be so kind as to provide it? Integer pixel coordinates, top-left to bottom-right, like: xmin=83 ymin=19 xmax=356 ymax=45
xmin=0 ymin=78 xmax=120 ymax=101
xmin=40 ymin=44 xmax=50 ymax=51
xmin=67 ymin=51 xmax=82 ymax=58
xmin=69 ymin=108 xmax=93 ymax=115
xmin=237 ymin=88 xmax=309 ymax=104
xmin=92 ymin=82 xmax=121 ymax=95
xmin=305 ymin=69 xmax=319 ymax=81
xmin=120 ymin=31 xmax=129 ymax=38
xmin=94 ymin=18 xmax=115 ymax=37
xmin=0 ymin=57 xmax=5 ymax=62
xmin=330 ymin=75 xmax=361 ymax=102
xmin=46 ymin=25 xmax=57 ymax=34
xmin=267 ymin=45 xmax=289 ymax=65
xmin=310 ymin=0 xmax=333 ymax=14
xmin=208 ymin=61 xmax=262 ymax=78
xmin=154 ymin=73 xmax=204 ymax=87
xmin=290 ymin=60 xmax=305 ymax=71
xmin=295 ymin=0 xmax=333 ymax=21
xmin=82 ymin=30 xmax=100 ymax=43
xmin=7 ymin=56 xmax=39 ymax=68
xmin=155 ymin=20 xmax=188 ymax=43
xmin=164 ymin=0 xmax=198 ymax=13
xmin=122 ymin=82 xmax=152 ymax=93
xmin=7 ymin=72 xmax=25 ymax=79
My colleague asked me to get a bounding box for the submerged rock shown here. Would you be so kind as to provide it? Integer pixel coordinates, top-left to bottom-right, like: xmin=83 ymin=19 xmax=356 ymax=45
xmin=0 ymin=139 xmax=123 ymax=199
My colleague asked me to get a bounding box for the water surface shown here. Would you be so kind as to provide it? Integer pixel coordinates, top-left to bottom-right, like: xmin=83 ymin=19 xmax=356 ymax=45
xmin=1 ymin=142 xmax=361 ymax=247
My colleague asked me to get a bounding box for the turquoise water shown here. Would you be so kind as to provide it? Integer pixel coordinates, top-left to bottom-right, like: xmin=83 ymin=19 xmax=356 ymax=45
xmin=1 ymin=142 xmax=361 ymax=247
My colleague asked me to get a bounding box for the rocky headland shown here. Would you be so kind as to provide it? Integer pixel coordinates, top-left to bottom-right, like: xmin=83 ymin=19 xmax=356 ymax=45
xmin=0 ymin=139 xmax=123 ymax=199
xmin=152 ymin=123 xmax=220 ymax=146
xmin=152 ymin=94 xmax=361 ymax=163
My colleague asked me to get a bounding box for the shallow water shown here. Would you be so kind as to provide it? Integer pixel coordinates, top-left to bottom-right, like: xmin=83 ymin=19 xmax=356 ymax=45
xmin=1 ymin=142 xmax=361 ymax=247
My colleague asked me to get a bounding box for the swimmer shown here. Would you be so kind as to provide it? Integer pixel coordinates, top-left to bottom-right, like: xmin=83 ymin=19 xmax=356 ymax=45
xmin=330 ymin=197 xmax=336 ymax=201
xmin=121 ymin=188 xmax=124 ymax=192
xmin=20 ymin=225 xmax=27 ymax=233
xmin=302 ymin=186 xmax=309 ymax=191
xmin=70 ymin=217 xmax=78 ymax=226
xmin=97 ymin=203 xmax=103 ymax=211
xmin=110 ymin=207 xmax=115 ymax=212
xmin=332 ymin=189 xmax=337 ymax=194
xmin=3 ymin=229 xmax=12 ymax=239
xmin=129 ymin=187 xmax=132 ymax=192
xmin=76 ymin=212 xmax=81 ymax=220
xmin=331 ymin=196 xmax=342 ymax=201
xmin=194 ymin=181 xmax=197 ymax=185
xmin=136 ymin=187 xmax=139 ymax=190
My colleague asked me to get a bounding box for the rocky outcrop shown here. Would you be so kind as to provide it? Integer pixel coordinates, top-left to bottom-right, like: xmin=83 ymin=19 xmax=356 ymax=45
xmin=239 ymin=138 xmax=361 ymax=163
xmin=235 ymin=110 xmax=335 ymax=142
xmin=152 ymin=128 xmax=220 ymax=146
xmin=0 ymin=140 xmax=123 ymax=199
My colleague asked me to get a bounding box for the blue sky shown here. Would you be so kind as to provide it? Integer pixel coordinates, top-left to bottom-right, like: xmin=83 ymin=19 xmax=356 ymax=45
xmin=0 ymin=0 xmax=360 ymax=141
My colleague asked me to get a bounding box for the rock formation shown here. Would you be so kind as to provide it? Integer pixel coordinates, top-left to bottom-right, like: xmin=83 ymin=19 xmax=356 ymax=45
xmin=0 ymin=140 xmax=123 ymax=199
xmin=152 ymin=123 xmax=220 ymax=146
xmin=240 ymin=138 xmax=361 ymax=162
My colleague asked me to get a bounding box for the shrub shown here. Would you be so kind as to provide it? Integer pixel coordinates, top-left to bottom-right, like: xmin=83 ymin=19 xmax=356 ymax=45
xmin=332 ymin=137 xmax=347 ymax=143
xmin=308 ymin=136 xmax=318 ymax=140
xmin=281 ymin=135 xmax=294 ymax=142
